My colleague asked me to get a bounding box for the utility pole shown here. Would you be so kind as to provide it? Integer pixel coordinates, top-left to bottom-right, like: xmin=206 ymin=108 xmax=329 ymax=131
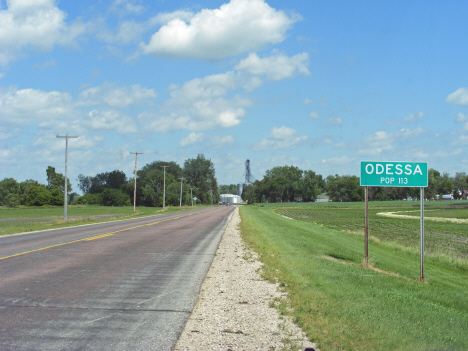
xmin=178 ymin=177 xmax=185 ymax=207
xmin=160 ymin=166 xmax=168 ymax=208
xmin=190 ymin=188 xmax=193 ymax=207
xmin=57 ymin=134 xmax=78 ymax=220
xmin=131 ymin=152 xmax=143 ymax=213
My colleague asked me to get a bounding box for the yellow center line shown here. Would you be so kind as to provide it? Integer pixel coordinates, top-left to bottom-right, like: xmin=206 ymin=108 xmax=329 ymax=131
xmin=0 ymin=208 xmax=219 ymax=261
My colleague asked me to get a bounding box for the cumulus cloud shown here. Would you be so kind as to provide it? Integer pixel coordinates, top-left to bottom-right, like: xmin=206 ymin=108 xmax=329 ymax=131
xmin=254 ymin=126 xmax=308 ymax=151
xmin=142 ymin=0 xmax=300 ymax=59
xmin=179 ymin=132 xmax=205 ymax=147
xmin=140 ymin=71 xmax=251 ymax=132
xmin=139 ymin=49 xmax=310 ymax=132
xmin=234 ymin=52 xmax=309 ymax=81
xmin=446 ymin=88 xmax=468 ymax=106
xmin=85 ymin=110 xmax=137 ymax=134
xmin=78 ymin=83 xmax=157 ymax=108
xmin=0 ymin=86 xmax=74 ymax=125
xmin=358 ymin=127 xmax=425 ymax=156
xmin=0 ymin=0 xmax=87 ymax=65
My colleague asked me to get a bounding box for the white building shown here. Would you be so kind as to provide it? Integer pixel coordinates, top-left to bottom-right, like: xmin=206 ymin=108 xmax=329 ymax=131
xmin=219 ymin=194 xmax=242 ymax=204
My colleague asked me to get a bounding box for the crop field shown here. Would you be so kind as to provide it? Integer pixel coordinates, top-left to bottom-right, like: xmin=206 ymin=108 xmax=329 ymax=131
xmin=275 ymin=201 xmax=468 ymax=258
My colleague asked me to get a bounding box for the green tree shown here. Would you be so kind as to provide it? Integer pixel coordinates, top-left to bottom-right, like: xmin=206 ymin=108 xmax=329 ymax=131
xmin=49 ymin=188 xmax=64 ymax=206
xmin=326 ymin=175 xmax=364 ymax=202
xmin=72 ymin=193 xmax=102 ymax=205
xmin=184 ymin=154 xmax=219 ymax=204
xmin=101 ymin=189 xmax=130 ymax=206
xmin=219 ymin=184 xmax=238 ymax=194
xmin=77 ymin=174 xmax=92 ymax=194
xmin=4 ymin=193 xmax=20 ymax=208
xmin=27 ymin=186 xmax=52 ymax=206
xmin=46 ymin=166 xmax=71 ymax=193
xmin=18 ymin=179 xmax=40 ymax=205
xmin=265 ymin=166 xmax=303 ymax=202
xmin=294 ymin=170 xmax=323 ymax=202
xmin=0 ymin=178 xmax=20 ymax=205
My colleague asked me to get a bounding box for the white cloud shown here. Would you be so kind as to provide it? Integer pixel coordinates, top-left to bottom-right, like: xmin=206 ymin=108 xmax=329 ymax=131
xmin=309 ymin=111 xmax=320 ymax=119
xmin=149 ymin=10 xmax=194 ymax=26
xmin=0 ymin=86 xmax=73 ymax=125
xmin=234 ymin=52 xmax=309 ymax=81
xmin=358 ymin=127 xmax=426 ymax=156
xmin=36 ymin=135 xmax=97 ymax=151
xmin=403 ymin=111 xmax=424 ymax=123
xmin=179 ymin=132 xmax=205 ymax=147
xmin=321 ymin=156 xmax=354 ymax=166
xmin=142 ymin=0 xmax=300 ymax=59
xmin=456 ymin=112 xmax=467 ymax=122
xmin=140 ymin=71 xmax=251 ymax=132
xmin=0 ymin=0 xmax=87 ymax=65
xmin=387 ymin=111 xmax=424 ymax=125
xmin=33 ymin=59 xmax=56 ymax=69
xmin=85 ymin=110 xmax=137 ymax=134
xmin=98 ymin=20 xmax=148 ymax=45
xmin=0 ymin=72 xmax=6 ymax=79
xmin=78 ymin=83 xmax=157 ymax=108
xmin=254 ymin=126 xmax=308 ymax=151
xmin=212 ymin=135 xmax=235 ymax=145
xmin=451 ymin=134 xmax=468 ymax=146
xmin=138 ymin=49 xmax=311 ymax=132
xmin=110 ymin=0 xmax=146 ymax=15
xmin=446 ymin=88 xmax=468 ymax=106
xmin=302 ymin=98 xmax=313 ymax=105
xmin=328 ymin=117 xmax=342 ymax=126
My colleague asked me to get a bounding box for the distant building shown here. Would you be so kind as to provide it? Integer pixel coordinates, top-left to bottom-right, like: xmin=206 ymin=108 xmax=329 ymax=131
xmin=219 ymin=194 xmax=242 ymax=204
xmin=440 ymin=194 xmax=454 ymax=200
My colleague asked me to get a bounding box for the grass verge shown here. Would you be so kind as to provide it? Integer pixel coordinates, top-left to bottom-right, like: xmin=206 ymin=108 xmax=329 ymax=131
xmin=239 ymin=204 xmax=468 ymax=351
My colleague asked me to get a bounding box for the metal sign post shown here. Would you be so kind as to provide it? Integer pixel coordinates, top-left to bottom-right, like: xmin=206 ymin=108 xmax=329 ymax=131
xmin=360 ymin=161 xmax=428 ymax=281
xmin=364 ymin=186 xmax=369 ymax=266
xmin=420 ymin=187 xmax=424 ymax=281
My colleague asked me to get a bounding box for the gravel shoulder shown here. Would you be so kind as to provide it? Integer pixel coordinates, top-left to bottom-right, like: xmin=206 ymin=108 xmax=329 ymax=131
xmin=174 ymin=206 xmax=316 ymax=351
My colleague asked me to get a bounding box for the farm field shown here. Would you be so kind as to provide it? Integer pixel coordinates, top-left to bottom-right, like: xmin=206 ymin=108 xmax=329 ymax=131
xmin=239 ymin=201 xmax=468 ymax=351
xmin=276 ymin=201 xmax=468 ymax=258
xmin=0 ymin=205 xmax=205 ymax=235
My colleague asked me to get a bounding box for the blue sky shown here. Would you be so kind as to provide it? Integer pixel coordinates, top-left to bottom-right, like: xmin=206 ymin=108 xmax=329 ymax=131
xmin=1 ymin=0 xmax=468 ymax=190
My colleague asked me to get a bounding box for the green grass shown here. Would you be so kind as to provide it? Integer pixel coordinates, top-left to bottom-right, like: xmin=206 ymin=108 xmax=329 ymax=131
xmin=0 ymin=204 xmax=210 ymax=235
xmin=239 ymin=203 xmax=468 ymax=351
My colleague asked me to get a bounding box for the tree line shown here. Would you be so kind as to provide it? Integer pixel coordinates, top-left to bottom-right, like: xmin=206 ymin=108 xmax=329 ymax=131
xmin=240 ymin=166 xmax=468 ymax=204
xmin=0 ymin=154 xmax=220 ymax=208
xmin=0 ymin=166 xmax=74 ymax=208
xmin=2 ymin=161 xmax=468 ymax=208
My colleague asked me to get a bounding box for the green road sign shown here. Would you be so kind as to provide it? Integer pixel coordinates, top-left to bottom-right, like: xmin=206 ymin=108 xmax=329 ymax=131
xmin=360 ymin=161 xmax=428 ymax=187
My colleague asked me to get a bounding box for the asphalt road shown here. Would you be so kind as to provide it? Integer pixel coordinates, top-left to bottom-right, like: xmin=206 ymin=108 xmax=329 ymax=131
xmin=0 ymin=206 xmax=235 ymax=350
